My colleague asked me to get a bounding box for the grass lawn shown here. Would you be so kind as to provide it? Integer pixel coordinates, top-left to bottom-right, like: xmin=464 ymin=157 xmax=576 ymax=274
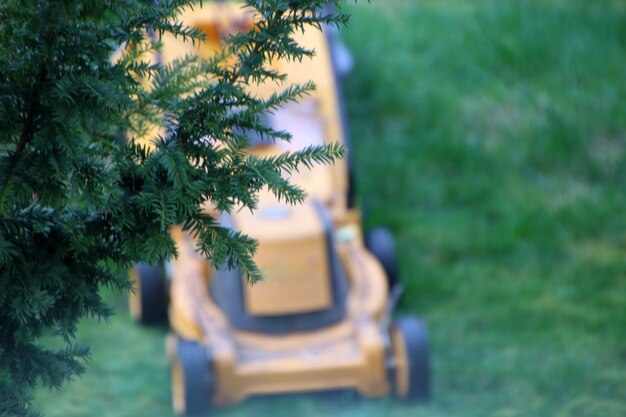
xmin=35 ymin=1 xmax=626 ymax=416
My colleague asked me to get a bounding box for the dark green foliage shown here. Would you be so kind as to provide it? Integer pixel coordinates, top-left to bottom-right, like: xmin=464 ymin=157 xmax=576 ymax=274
xmin=0 ymin=1 xmax=346 ymax=415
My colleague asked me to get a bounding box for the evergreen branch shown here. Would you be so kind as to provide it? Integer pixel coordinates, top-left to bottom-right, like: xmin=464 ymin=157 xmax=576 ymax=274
xmin=0 ymin=61 xmax=47 ymax=214
xmin=0 ymin=0 xmax=352 ymax=414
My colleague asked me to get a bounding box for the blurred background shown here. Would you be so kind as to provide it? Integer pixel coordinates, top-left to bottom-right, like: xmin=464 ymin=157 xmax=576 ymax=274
xmin=36 ymin=0 xmax=626 ymax=416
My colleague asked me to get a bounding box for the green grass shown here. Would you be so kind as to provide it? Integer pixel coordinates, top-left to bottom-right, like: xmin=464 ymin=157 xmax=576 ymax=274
xmin=35 ymin=1 xmax=626 ymax=416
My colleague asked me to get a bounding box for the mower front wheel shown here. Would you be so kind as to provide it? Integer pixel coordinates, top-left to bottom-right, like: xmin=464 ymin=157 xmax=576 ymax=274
xmin=128 ymin=263 xmax=168 ymax=325
xmin=391 ymin=316 xmax=430 ymax=402
xmin=171 ymin=339 xmax=214 ymax=416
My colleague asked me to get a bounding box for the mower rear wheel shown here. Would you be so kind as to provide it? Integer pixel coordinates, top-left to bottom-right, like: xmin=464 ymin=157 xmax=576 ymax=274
xmin=128 ymin=263 xmax=168 ymax=325
xmin=391 ymin=316 xmax=430 ymax=402
xmin=365 ymin=228 xmax=399 ymax=289
xmin=171 ymin=339 xmax=214 ymax=416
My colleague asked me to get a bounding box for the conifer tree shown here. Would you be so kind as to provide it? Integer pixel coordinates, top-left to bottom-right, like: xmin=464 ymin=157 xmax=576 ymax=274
xmin=0 ymin=1 xmax=347 ymax=415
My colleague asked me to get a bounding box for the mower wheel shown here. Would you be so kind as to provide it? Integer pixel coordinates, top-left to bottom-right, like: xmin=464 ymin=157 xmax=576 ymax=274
xmin=365 ymin=228 xmax=399 ymax=289
xmin=171 ymin=339 xmax=214 ymax=416
xmin=128 ymin=263 xmax=168 ymax=325
xmin=391 ymin=316 xmax=430 ymax=402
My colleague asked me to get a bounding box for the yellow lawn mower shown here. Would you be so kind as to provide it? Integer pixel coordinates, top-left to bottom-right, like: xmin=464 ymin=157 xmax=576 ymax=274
xmin=128 ymin=2 xmax=430 ymax=415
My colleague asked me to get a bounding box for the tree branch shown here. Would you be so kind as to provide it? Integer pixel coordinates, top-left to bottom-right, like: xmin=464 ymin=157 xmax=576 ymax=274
xmin=0 ymin=61 xmax=48 ymax=213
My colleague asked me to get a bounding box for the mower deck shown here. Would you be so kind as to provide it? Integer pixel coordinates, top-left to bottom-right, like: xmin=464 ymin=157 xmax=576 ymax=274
xmin=167 ymin=218 xmax=392 ymax=406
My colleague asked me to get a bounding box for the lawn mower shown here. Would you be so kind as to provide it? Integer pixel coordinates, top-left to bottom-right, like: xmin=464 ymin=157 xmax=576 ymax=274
xmin=127 ymin=2 xmax=430 ymax=415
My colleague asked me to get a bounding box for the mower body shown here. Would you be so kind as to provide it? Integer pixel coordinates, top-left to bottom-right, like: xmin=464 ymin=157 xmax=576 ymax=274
xmin=128 ymin=3 xmax=429 ymax=415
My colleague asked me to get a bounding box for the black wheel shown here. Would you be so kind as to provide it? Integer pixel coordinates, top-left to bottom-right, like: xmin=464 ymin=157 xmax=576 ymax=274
xmin=365 ymin=228 xmax=399 ymax=289
xmin=391 ymin=317 xmax=430 ymax=402
xmin=128 ymin=263 xmax=168 ymax=325
xmin=171 ymin=339 xmax=214 ymax=416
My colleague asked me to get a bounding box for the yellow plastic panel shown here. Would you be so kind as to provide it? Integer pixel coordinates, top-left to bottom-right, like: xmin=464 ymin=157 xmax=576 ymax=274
xmin=234 ymin=202 xmax=332 ymax=315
